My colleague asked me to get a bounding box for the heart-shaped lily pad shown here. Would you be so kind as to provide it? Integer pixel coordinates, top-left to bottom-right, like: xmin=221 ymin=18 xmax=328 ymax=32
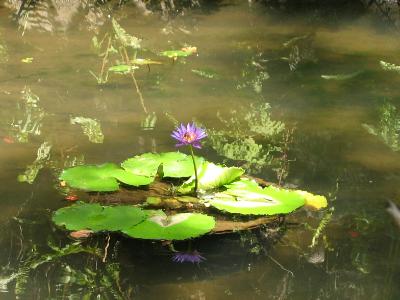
xmin=208 ymin=178 xmax=305 ymax=215
xmin=52 ymin=202 xmax=146 ymax=231
xmin=60 ymin=163 xmax=154 ymax=192
xmin=160 ymin=152 xmax=204 ymax=178
xmin=121 ymin=152 xmax=204 ymax=179
xmin=122 ymin=210 xmax=215 ymax=240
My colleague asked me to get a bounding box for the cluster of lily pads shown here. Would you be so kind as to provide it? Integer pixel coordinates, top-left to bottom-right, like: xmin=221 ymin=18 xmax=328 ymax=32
xmin=53 ymin=151 xmax=327 ymax=241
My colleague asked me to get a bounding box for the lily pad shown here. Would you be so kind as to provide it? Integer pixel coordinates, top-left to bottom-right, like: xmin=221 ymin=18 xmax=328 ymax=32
xmin=131 ymin=58 xmax=162 ymax=65
xmin=160 ymin=152 xmax=204 ymax=178
xmin=60 ymin=163 xmax=153 ymax=192
xmin=53 ymin=202 xmax=146 ymax=231
xmin=108 ymin=64 xmax=139 ymax=74
xmin=121 ymin=152 xmax=161 ymax=178
xmin=160 ymin=47 xmax=197 ymax=59
xmin=178 ymin=162 xmax=244 ymax=194
xmin=208 ymin=178 xmax=305 ymax=215
xmin=122 ymin=210 xmax=215 ymax=240
xmin=121 ymin=152 xmax=204 ymax=179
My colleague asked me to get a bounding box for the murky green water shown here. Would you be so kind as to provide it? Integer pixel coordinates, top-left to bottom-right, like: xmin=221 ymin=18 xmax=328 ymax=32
xmin=1 ymin=1 xmax=400 ymax=299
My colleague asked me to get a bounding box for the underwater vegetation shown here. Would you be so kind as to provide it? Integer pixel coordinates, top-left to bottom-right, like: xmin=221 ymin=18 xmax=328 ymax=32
xmin=363 ymin=102 xmax=400 ymax=152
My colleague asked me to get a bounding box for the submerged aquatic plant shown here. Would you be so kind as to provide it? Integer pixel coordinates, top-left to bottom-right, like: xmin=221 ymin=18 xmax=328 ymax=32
xmin=171 ymin=123 xmax=207 ymax=193
xmin=172 ymin=250 xmax=205 ymax=264
xmin=363 ymin=102 xmax=400 ymax=151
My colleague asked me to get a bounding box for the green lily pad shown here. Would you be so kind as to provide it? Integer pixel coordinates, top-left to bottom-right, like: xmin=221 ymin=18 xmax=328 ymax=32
xmin=159 ymin=47 xmax=197 ymax=59
xmin=53 ymin=202 xmax=146 ymax=231
xmin=131 ymin=58 xmax=162 ymax=65
xmin=178 ymin=162 xmax=244 ymax=194
xmin=122 ymin=210 xmax=215 ymax=240
xmin=208 ymin=178 xmax=305 ymax=215
xmin=60 ymin=163 xmax=153 ymax=192
xmin=160 ymin=152 xmax=204 ymax=178
xmin=121 ymin=152 xmax=204 ymax=179
xmin=108 ymin=64 xmax=139 ymax=74
xmin=121 ymin=152 xmax=161 ymax=178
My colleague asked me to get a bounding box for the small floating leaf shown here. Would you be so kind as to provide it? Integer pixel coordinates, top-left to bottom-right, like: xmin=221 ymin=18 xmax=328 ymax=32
xmin=160 ymin=47 xmax=197 ymax=59
xmin=131 ymin=58 xmax=162 ymax=65
xmin=122 ymin=210 xmax=215 ymax=240
xmin=108 ymin=64 xmax=139 ymax=74
xmin=295 ymin=190 xmax=328 ymax=210
xmin=53 ymin=202 xmax=145 ymax=231
xmin=21 ymin=57 xmax=33 ymax=63
xmin=380 ymin=60 xmax=400 ymax=74
xmin=321 ymin=71 xmax=363 ymax=80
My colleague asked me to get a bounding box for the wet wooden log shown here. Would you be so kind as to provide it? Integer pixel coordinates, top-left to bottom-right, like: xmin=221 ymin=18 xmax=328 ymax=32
xmin=86 ymin=178 xmax=279 ymax=234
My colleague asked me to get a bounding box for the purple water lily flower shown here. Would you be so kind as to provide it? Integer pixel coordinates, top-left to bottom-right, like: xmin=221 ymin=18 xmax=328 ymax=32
xmin=171 ymin=123 xmax=207 ymax=149
xmin=172 ymin=250 xmax=206 ymax=264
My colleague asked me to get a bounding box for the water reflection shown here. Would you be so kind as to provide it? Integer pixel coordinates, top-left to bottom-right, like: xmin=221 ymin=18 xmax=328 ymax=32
xmin=0 ymin=1 xmax=400 ymax=299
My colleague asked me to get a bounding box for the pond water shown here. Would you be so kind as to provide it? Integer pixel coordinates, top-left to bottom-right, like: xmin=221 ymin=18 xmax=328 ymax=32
xmin=0 ymin=1 xmax=400 ymax=299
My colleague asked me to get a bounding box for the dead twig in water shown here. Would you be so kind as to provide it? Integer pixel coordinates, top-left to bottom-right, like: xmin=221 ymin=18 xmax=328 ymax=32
xmin=266 ymin=253 xmax=294 ymax=277
xmin=102 ymin=234 xmax=111 ymax=263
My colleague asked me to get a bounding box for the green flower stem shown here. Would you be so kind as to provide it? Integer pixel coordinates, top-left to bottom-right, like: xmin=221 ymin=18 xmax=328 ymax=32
xmin=189 ymin=145 xmax=198 ymax=194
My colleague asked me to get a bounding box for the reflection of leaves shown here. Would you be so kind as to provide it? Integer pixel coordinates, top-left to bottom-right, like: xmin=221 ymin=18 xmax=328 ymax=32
xmin=141 ymin=112 xmax=157 ymax=130
xmin=18 ymin=141 xmax=52 ymax=184
xmin=363 ymin=102 xmax=400 ymax=151
xmin=236 ymin=57 xmax=269 ymax=94
xmin=1 ymin=241 xmax=100 ymax=295
xmin=207 ymin=103 xmax=285 ymax=173
xmin=10 ymin=87 xmax=46 ymax=143
xmin=112 ymin=19 xmax=141 ymax=49
xmin=0 ymin=33 xmax=8 ymax=64
xmin=283 ymin=33 xmax=317 ymax=71
xmin=245 ymin=103 xmax=285 ymax=137
xmin=70 ymin=116 xmax=104 ymax=143
xmin=191 ymin=68 xmax=219 ymax=79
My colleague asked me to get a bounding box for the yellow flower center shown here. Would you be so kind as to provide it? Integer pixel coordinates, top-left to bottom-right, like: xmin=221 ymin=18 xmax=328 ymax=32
xmin=183 ymin=132 xmax=196 ymax=143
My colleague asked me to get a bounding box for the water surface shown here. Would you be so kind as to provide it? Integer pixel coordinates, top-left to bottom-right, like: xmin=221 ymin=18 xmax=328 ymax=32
xmin=0 ymin=1 xmax=400 ymax=299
